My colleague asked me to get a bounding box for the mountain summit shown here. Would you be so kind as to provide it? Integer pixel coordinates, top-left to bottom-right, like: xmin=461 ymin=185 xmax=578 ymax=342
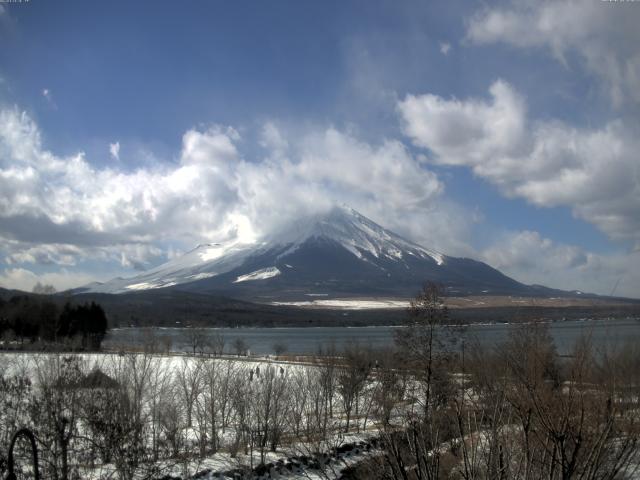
xmin=79 ymin=206 xmax=534 ymax=299
xmin=266 ymin=205 xmax=444 ymax=266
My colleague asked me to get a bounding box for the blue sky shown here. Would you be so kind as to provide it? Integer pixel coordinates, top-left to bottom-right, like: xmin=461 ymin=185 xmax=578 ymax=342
xmin=0 ymin=0 xmax=639 ymax=297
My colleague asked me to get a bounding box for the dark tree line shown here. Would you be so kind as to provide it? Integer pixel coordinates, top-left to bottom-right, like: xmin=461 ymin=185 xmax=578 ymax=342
xmin=0 ymin=296 xmax=108 ymax=350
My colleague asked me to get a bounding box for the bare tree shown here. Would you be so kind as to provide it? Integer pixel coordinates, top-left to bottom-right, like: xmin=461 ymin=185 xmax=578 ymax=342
xmin=210 ymin=331 xmax=226 ymax=356
xmin=372 ymin=348 xmax=406 ymax=428
xmin=316 ymin=342 xmax=339 ymax=425
xmin=0 ymin=356 xmax=33 ymax=478
xmin=198 ymin=358 xmax=239 ymax=454
xmin=273 ymin=342 xmax=288 ymax=357
xmin=229 ymin=365 xmax=252 ymax=458
xmin=176 ymin=356 xmax=203 ymax=428
xmin=233 ymin=337 xmax=249 ymax=357
xmin=157 ymin=393 xmax=183 ymax=458
xmin=147 ymin=358 xmax=173 ymax=461
xmin=290 ymin=369 xmax=309 ymax=437
xmin=105 ymin=352 xmax=155 ymax=480
xmin=184 ymin=328 xmax=206 ymax=355
xmin=448 ymin=324 xmax=640 ymax=480
xmin=31 ymin=354 xmax=86 ymax=480
xmin=304 ymin=366 xmax=333 ymax=445
xmin=337 ymin=344 xmax=371 ymax=432
xmin=395 ymin=282 xmax=456 ymax=415
xmin=381 ymin=283 xmax=458 ymax=480
xmin=32 ymin=282 xmax=57 ymax=295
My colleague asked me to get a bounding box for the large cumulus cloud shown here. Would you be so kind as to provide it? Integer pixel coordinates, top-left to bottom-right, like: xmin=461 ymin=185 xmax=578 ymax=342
xmin=399 ymin=80 xmax=640 ymax=247
xmin=0 ymin=107 xmax=453 ymax=289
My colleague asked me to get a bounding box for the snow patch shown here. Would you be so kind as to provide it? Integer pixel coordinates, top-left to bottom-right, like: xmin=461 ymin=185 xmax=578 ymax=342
xmin=234 ymin=267 xmax=281 ymax=283
xmin=125 ymin=282 xmax=154 ymax=291
xmin=417 ymin=248 xmax=444 ymax=265
xmin=125 ymin=281 xmax=177 ymax=290
xmin=187 ymin=272 xmax=217 ymax=280
xmin=272 ymin=298 xmax=410 ymax=309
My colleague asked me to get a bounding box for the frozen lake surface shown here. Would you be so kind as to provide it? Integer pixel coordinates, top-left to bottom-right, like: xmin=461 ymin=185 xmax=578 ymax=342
xmin=104 ymin=317 xmax=640 ymax=355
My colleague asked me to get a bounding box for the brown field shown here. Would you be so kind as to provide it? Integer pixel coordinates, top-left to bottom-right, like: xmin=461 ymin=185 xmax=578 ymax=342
xmin=444 ymin=295 xmax=639 ymax=309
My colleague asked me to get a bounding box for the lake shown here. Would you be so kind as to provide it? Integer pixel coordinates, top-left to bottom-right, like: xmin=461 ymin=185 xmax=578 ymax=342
xmin=103 ymin=317 xmax=640 ymax=356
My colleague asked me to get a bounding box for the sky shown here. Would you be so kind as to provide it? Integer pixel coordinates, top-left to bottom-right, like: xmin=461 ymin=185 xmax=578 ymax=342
xmin=0 ymin=0 xmax=639 ymax=298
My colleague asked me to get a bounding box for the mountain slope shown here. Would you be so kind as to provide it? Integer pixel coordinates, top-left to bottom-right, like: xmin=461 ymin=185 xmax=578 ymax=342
xmin=77 ymin=206 xmax=542 ymax=299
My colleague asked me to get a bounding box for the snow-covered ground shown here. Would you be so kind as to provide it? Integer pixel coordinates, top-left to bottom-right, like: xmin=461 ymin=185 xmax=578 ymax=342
xmin=0 ymin=352 xmax=389 ymax=480
xmin=271 ymin=298 xmax=410 ymax=309
xmin=4 ymin=348 xmax=637 ymax=479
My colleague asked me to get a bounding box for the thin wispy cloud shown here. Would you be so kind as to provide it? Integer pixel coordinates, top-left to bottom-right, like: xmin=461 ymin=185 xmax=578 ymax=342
xmin=466 ymin=0 xmax=640 ymax=108
xmin=109 ymin=141 xmax=120 ymax=160
xmin=41 ymin=88 xmax=56 ymax=108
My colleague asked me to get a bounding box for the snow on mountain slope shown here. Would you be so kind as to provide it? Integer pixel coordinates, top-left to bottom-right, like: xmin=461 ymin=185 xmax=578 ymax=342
xmin=78 ymin=240 xmax=259 ymax=294
xmin=270 ymin=206 xmax=444 ymax=265
xmin=77 ymin=205 xmax=527 ymax=297
xmin=234 ymin=267 xmax=281 ymax=283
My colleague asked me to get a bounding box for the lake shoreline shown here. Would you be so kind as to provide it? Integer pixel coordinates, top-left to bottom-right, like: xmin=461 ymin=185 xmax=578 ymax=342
xmin=104 ymin=317 xmax=640 ymax=356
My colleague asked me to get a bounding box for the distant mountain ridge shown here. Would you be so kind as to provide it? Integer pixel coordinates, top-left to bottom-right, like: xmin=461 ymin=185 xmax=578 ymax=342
xmin=75 ymin=206 xmax=579 ymax=300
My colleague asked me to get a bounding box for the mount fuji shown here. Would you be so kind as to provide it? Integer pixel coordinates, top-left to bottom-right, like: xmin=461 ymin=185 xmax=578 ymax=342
xmin=77 ymin=206 xmax=550 ymax=300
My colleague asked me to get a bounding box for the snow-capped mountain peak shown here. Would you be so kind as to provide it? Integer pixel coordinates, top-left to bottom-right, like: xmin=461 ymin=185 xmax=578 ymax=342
xmin=76 ymin=205 xmax=527 ymax=297
xmin=269 ymin=205 xmax=444 ymax=265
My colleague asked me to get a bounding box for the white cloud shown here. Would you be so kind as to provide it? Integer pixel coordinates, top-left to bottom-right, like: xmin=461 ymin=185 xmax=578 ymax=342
xmin=399 ymin=80 xmax=640 ymax=247
xmin=41 ymin=88 xmax=56 ymax=108
xmin=0 ymin=267 xmax=103 ymax=292
xmin=482 ymin=230 xmax=640 ymax=299
xmin=466 ymin=0 xmax=640 ymax=108
xmin=5 ymin=244 xmax=82 ymax=266
xmin=0 ymin=107 xmax=454 ymax=289
xmin=1 ymin=105 xmax=637 ymax=296
xmin=0 ymin=109 xmax=242 ymax=246
xmin=118 ymin=243 xmax=164 ymax=270
xmin=439 ymin=42 xmax=451 ymax=55
xmin=6 ymin=101 xmax=634 ymax=295
xmin=260 ymin=122 xmax=288 ymax=156
xmin=109 ymin=141 xmax=120 ymax=160
xmin=399 ymin=80 xmax=527 ymax=167
xmin=231 ymin=124 xmax=453 ymax=251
